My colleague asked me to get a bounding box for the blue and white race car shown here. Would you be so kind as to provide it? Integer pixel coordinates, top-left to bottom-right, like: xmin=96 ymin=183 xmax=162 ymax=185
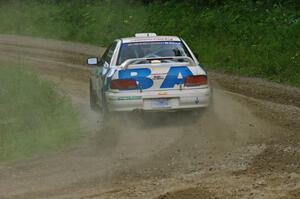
xmin=88 ymin=33 xmax=211 ymax=113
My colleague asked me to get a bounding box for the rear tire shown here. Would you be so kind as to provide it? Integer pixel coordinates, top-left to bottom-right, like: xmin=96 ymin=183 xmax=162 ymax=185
xmin=101 ymin=91 xmax=110 ymax=122
xmin=90 ymin=80 xmax=100 ymax=111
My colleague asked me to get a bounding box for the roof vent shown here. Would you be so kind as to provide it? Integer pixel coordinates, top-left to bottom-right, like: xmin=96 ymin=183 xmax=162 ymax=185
xmin=135 ymin=33 xmax=157 ymax=37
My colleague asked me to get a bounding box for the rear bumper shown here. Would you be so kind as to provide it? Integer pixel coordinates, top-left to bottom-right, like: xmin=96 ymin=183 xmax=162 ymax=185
xmin=105 ymin=87 xmax=211 ymax=112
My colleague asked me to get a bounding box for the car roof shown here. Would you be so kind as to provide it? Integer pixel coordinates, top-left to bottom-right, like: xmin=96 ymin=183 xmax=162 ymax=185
xmin=121 ymin=35 xmax=181 ymax=44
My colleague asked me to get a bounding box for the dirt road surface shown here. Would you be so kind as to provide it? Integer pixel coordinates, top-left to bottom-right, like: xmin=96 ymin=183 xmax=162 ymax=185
xmin=0 ymin=35 xmax=299 ymax=199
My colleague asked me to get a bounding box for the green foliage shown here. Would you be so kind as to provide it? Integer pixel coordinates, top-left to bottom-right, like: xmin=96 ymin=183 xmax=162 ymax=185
xmin=136 ymin=0 xmax=299 ymax=9
xmin=0 ymin=0 xmax=299 ymax=85
xmin=0 ymin=0 xmax=148 ymax=46
xmin=147 ymin=2 xmax=300 ymax=85
xmin=0 ymin=63 xmax=81 ymax=161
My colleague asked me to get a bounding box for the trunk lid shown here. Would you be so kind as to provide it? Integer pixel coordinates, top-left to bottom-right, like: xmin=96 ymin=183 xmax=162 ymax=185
xmin=112 ymin=57 xmax=206 ymax=92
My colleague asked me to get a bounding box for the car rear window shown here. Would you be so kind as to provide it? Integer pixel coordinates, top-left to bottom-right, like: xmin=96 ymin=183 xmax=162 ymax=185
xmin=117 ymin=41 xmax=192 ymax=65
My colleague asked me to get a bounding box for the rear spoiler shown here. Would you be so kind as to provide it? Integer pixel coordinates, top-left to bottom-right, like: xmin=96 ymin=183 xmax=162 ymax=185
xmin=120 ymin=56 xmax=197 ymax=69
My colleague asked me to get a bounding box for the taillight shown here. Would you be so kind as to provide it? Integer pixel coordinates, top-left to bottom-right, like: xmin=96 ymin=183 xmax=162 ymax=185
xmin=184 ymin=75 xmax=208 ymax=87
xmin=110 ymin=79 xmax=137 ymax=90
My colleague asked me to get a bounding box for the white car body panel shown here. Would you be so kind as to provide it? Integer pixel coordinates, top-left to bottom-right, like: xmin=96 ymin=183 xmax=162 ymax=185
xmin=106 ymin=88 xmax=210 ymax=112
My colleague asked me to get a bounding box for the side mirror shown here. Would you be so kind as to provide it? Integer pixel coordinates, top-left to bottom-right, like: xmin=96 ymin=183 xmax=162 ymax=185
xmin=87 ymin=57 xmax=98 ymax=65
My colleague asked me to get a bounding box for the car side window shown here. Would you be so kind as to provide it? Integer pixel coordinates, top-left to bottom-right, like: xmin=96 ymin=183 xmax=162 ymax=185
xmin=99 ymin=42 xmax=117 ymax=66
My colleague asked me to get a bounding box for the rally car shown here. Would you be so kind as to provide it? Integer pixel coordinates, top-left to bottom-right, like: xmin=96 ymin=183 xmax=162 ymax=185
xmin=88 ymin=33 xmax=211 ymax=113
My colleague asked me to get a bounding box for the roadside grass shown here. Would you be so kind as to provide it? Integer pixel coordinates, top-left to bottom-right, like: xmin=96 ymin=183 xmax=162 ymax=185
xmin=0 ymin=0 xmax=148 ymax=46
xmin=0 ymin=62 xmax=81 ymax=161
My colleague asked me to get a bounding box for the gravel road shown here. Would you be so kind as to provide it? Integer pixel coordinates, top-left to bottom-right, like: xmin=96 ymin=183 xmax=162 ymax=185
xmin=0 ymin=35 xmax=299 ymax=199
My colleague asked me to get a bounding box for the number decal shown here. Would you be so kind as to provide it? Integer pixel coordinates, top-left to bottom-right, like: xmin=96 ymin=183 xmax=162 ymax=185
xmin=119 ymin=68 xmax=153 ymax=90
xmin=117 ymin=66 xmax=193 ymax=90
xmin=160 ymin=66 xmax=193 ymax=88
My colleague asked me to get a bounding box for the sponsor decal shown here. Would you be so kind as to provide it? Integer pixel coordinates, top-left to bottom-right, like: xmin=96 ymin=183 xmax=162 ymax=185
xmin=117 ymin=96 xmax=142 ymax=101
xmin=152 ymin=75 xmax=165 ymax=80
xmin=124 ymin=41 xmax=180 ymax=47
xmin=195 ymin=97 xmax=200 ymax=104
xmin=158 ymin=92 xmax=168 ymax=96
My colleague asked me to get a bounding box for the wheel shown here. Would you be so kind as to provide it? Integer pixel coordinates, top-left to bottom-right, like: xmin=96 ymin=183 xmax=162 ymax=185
xmin=100 ymin=90 xmax=110 ymax=121
xmin=90 ymin=80 xmax=100 ymax=111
